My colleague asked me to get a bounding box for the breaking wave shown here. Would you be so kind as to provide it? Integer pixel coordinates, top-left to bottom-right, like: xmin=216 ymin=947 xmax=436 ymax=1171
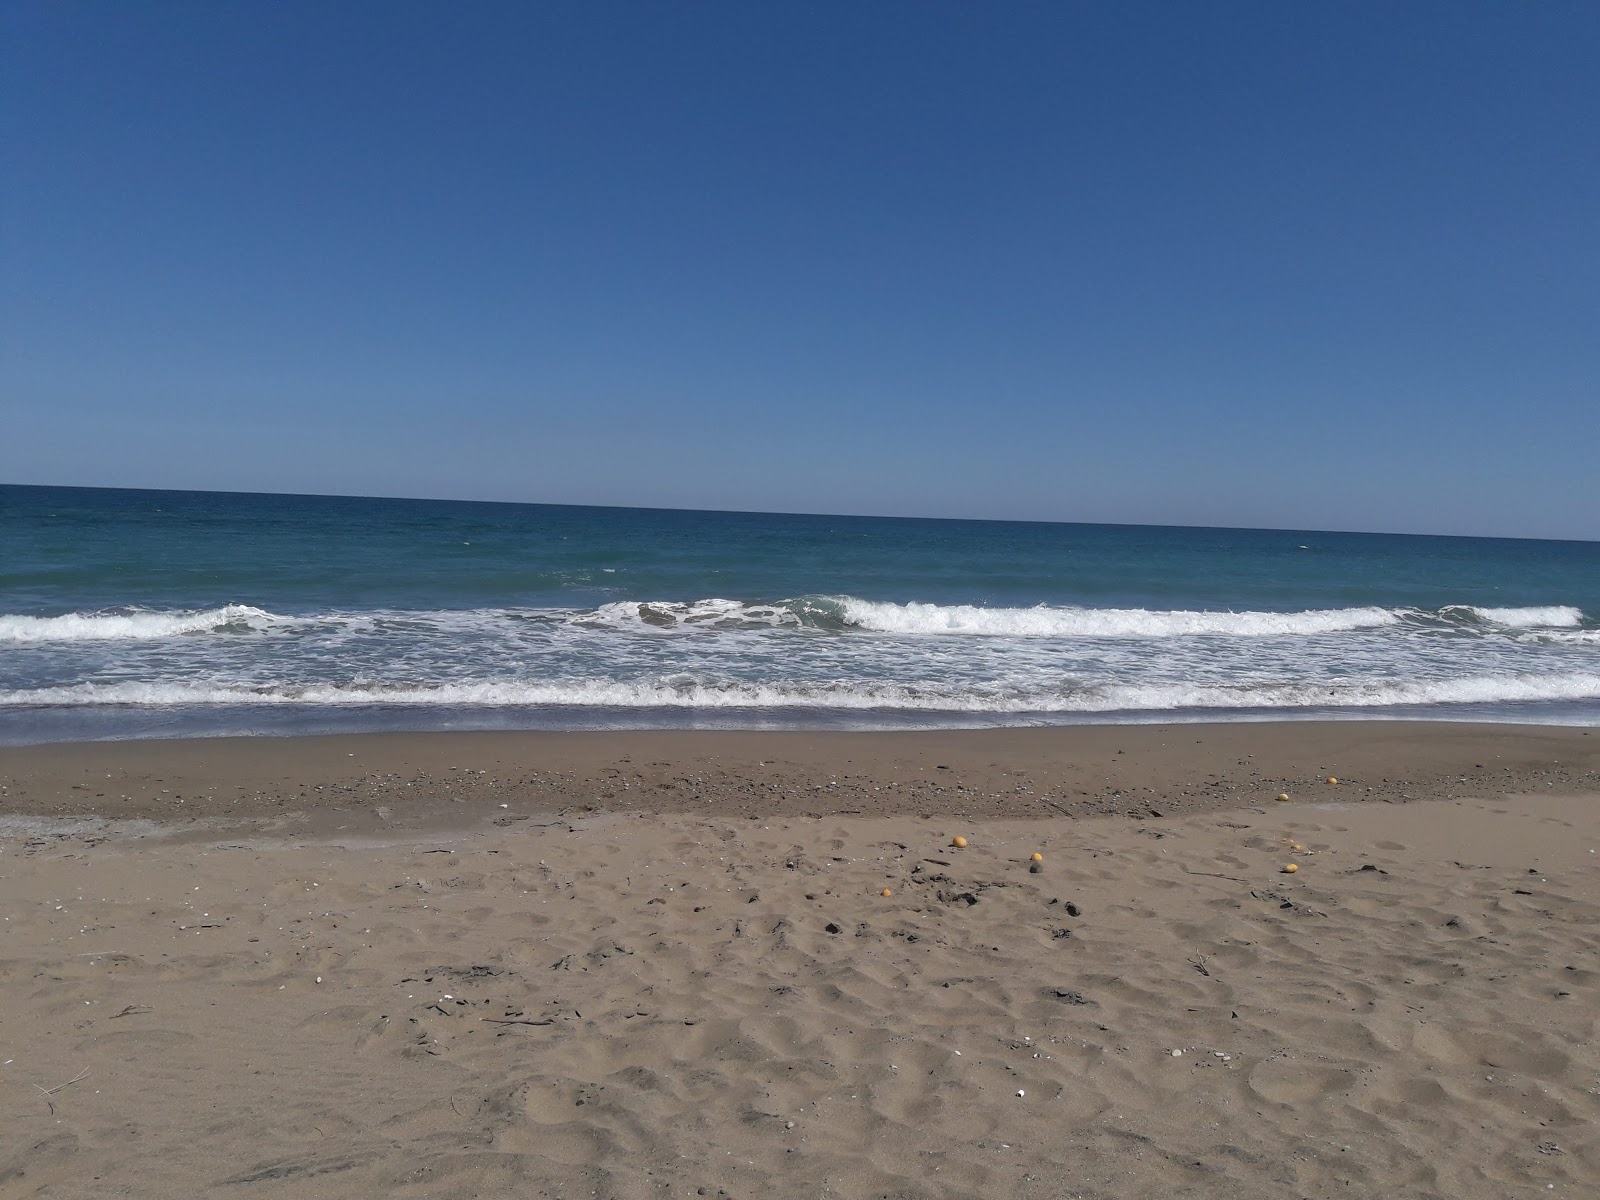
xmin=1444 ymin=605 xmax=1585 ymax=628
xmin=831 ymin=599 xmax=1402 ymax=637
xmin=568 ymin=597 xmax=1589 ymax=638
xmin=0 ymin=605 xmax=288 ymax=643
xmin=3 ymin=599 xmax=1590 ymax=643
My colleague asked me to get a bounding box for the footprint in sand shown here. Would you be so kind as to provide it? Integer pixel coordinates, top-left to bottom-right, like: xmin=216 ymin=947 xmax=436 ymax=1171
xmin=1246 ymin=1058 xmax=1356 ymax=1105
xmin=1412 ymin=1025 xmax=1571 ymax=1076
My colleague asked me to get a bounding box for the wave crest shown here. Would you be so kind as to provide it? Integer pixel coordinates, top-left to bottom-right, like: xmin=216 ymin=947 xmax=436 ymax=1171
xmin=1444 ymin=605 xmax=1585 ymax=628
xmin=0 ymin=605 xmax=286 ymax=643
xmin=579 ymin=598 xmax=808 ymax=631
xmin=3 ymin=597 xmax=1588 ymax=644
xmin=565 ymin=597 xmax=1591 ymax=638
xmin=833 ymin=599 xmax=1403 ymax=638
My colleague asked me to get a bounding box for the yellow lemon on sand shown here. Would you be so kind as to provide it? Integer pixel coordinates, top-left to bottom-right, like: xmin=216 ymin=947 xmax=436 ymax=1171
xmin=1282 ymin=863 xmax=1299 ymax=874
xmin=1327 ymin=776 xmax=1339 ymax=785
xmin=1276 ymin=793 xmax=1290 ymax=802
xmin=951 ymin=836 xmax=968 ymax=849
xmin=1031 ymin=852 xmax=1044 ymax=863
xmin=881 ymin=888 xmax=893 ymax=897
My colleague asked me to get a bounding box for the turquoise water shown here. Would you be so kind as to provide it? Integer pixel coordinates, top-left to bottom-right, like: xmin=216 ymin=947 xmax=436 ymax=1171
xmin=3 ymin=484 xmax=1598 ymax=742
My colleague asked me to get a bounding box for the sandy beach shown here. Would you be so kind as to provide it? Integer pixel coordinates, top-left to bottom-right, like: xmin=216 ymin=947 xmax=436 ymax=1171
xmin=11 ymin=0 xmax=1600 ymax=1194
xmin=1 ymin=723 xmax=1597 ymax=1198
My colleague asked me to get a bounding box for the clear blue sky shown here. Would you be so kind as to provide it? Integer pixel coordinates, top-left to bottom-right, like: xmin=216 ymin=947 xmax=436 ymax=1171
xmin=3 ymin=2 xmax=1596 ymax=539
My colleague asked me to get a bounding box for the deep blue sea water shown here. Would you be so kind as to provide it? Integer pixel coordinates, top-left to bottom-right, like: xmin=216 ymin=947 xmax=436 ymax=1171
xmin=3 ymin=484 xmax=1598 ymax=743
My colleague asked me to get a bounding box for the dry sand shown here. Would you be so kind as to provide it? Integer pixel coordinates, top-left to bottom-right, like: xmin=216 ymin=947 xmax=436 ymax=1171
xmin=1 ymin=723 xmax=1597 ymax=1198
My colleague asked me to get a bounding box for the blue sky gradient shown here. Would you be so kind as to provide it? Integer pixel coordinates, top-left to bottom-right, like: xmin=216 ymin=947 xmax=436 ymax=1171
xmin=3 ymin=2 xmax=1596 ymax=538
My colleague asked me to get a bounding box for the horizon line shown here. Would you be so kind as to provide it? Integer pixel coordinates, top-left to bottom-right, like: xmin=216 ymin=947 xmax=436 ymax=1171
xmin=4 ymin=479 xmax=1595 ymax=548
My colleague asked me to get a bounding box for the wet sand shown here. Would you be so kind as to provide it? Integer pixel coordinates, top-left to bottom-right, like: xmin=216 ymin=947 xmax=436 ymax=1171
xmin=4 ymin=720 xmax=1598 ymax=825
xmin=1 ymin=723 xmax=1597 ymax=1198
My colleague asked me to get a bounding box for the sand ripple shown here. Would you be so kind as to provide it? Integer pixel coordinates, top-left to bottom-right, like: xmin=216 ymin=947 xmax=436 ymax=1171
xmin=1 ymin=793 xmax=1597 ymax=1197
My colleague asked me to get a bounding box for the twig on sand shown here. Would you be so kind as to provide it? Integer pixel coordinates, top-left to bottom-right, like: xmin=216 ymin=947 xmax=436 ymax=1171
xmin=35 ymin=1067 xmax=90 ymax=1113
xmin=1189 ymin=952 xmax=1211 ymax=977
xmin=36 ymin=1068 xmax=90 ymax=1097
xmin=109 ymin=1004 xmax=152 ymax=1019
xmin=1179 ymin=866 xmax=1249 ymax=883
xmin=481 ymin=1017 xmax=554 ymax=1027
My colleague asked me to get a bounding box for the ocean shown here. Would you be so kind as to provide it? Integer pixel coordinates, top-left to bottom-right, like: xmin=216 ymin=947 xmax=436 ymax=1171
xmin=2 ymin=484 xmax=1598 ymax=744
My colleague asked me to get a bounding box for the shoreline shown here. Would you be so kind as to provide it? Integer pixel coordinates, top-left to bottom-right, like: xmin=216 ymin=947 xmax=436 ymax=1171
xmin=6 ymin=701 xmax=1599 ymax=752
xmin=4 ymin=720 xmax=1597 ymax=825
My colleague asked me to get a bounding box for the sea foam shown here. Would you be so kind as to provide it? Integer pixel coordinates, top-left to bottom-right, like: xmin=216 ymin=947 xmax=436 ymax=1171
xmin=0 ymin=605 xmax=286 ymax=643
xmin=3 ymin=598 xmax=1588 ymax=644
xmin=1448 ymin=605 xmax=1585 ymax=628
xmin=568 ymin=597 xmax=1590 ymax=638
xmin=6 ymin=672 xmax=1600 ymax=713
xmin=832 ymin=599 xmax=1403 ymax=638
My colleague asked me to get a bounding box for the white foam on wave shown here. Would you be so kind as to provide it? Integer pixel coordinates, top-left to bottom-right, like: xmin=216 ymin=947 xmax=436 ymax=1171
xmin=1517 ymin=627 xmax=1600 ymax=646
xmin=834 ymin=599 xmax=1402 ymax=638
xmin=0 ymin=605 xmax=287 ymax=643
xmin=7 ymin=672 xmax=1599 ymax=713
xmin=6 ymin=599 xmax=1586 ymax=645
xmin=580 ymin=599 xmax=804 ymax=631
xmin=1452 ymin=605 xmax=1585 ymax=628
xmin=565 ymin=597 xmax=1409 ymax=637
